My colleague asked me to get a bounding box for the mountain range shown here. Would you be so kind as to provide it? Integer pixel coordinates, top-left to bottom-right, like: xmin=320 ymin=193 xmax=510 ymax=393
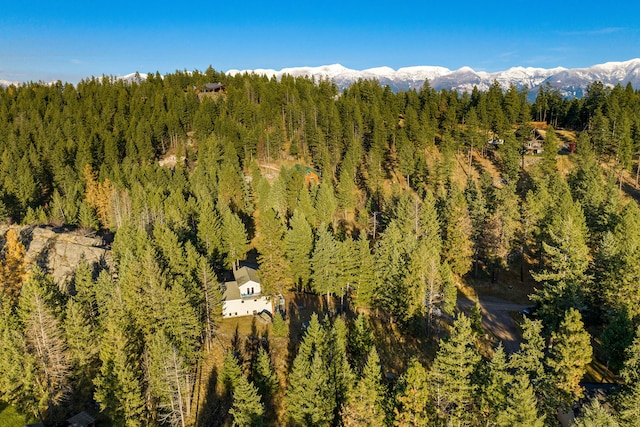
xmin=3 ymin=59 xmax=640 ymax=99
xmin=227 ymin=59 xmax=640 ymax=99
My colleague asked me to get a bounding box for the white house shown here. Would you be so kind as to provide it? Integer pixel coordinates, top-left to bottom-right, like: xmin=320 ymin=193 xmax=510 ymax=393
xmin=222 ymin=266 xmax=272 ymax=318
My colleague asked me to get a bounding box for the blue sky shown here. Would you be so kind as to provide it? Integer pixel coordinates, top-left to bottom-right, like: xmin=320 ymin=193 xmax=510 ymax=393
xmin=2 ymin=0 xmax=639 ymax=83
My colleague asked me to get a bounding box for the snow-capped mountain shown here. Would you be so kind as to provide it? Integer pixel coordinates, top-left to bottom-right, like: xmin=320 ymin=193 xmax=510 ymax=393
xmin=3 ymin=59 xmax=640 ymax=98
xmin=227 ymin=59 xmax=640 ymax=98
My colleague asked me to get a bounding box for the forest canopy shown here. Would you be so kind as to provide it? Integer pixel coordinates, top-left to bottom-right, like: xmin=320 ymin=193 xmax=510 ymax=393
xmin=1 ymin=68 xmax=640 ymax=426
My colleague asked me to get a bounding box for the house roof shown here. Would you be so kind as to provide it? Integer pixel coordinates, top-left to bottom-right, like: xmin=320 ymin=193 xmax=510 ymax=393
xmin=235 ymin=266 xmax=260 ymax=287
xmin=205 ymin=82 xmax=224 ymax=90
xmin=223 ymin=280 xmax=241 ymax=300
xmin=67 ymin=411 xmax=96 ymax=427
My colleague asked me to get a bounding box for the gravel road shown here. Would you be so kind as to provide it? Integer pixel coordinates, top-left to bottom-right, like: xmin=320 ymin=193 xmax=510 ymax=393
xmin=458 ymin=295 xmax=531 ymax=353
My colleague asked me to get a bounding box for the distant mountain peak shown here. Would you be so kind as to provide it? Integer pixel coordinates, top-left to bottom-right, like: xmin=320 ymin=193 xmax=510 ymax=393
xmin=3 ymin=59 xmax=640 ymax=99
xmin=226 ymin=58 xmax=640 ymax=98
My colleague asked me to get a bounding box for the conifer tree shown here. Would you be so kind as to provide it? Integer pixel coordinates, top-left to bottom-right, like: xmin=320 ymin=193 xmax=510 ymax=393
xmin=341 ymin=346 xmax=387 ymax=427
xmin=441 ymin=185 xmax=473 ymax=276
xmin=350 ymin=236 xmax=377 ymax=309
xmin=221 ymin=207 xmax=248 ymax=270
xmin=94 ymin=305 xmax=146 ymax=427
xmin=547 ymin=308 xmax=592 ymax=410
xmin=287 ymin=351 xmax=334 ymax=427
xmin=348 ymin=313 xmax=374 ymax=373
xmin=18 ymin=268 xmax=71 ymax=423
xmin=253 ymin=347 xmax=278 ymax=408
xmin=428 ymin=313 xmax=481 ymax=425
xmin=255 ymin=207 xmax=292 ymax=295
xmin=509 ymin=317 xmax=546 ymax=383
xmin=311 ymin=225 xmax=340 ymax=305
xmin=285 ymin=209 xmax=314 ymax=290
xmin=221 ymin=351 xmax=243 ymax=397
xmin=147 ymin=331 xmax=192 ymax=427
xmin=617 ymin=327 xmax=640 ymax=425
xmin=393 ymin=358 xmax=431 ymax=426
xmin=480 ymin=345 xmax=512 ymax=425
xmin=531 ymin=193 xmax=590 ymax=326
xmin=573 ymin=399 xmax=619 ymax=427
xmin=229 ymin=373 xmax=264 ymax=427
xmin=315 ymin=180 xmax=338 ymax=229
xmin=495 ymin=373 xmax=545 ymax=427
xmin=0 ymin=294 xmax=39 ymax=418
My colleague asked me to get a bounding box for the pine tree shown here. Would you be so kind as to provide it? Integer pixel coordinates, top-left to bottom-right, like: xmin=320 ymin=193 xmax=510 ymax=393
xmin=222 ymin=207 xmax=248 ymax=270
xmin=348 ymin=313 xmax=374 ymax=373
xmin=341 ymin=347 xmax=387 ymax=427
xmin=531 ymin=193 xmax=590 ymax=326
xmin=509 ymin=317 xmax=546 ymax=383
xmin=285 ymin=209 xmax=314 ymax=290
xmin=480 ymin=345 xmax=512 ymax=425
xmin=617 ymin=327 xmax=640 ymax=425
xmin=350 ymin=236 xmax=377 ymax=309
xmin=573 ymin=399 xmax=619 ymax=427
xmin=428 ymin=313 xmax=481 ymax=425
xmin=394 ymin=358 xmax=431 ymax=426
xmin=221 ymin=351 xmax=243 ymax=397
xmin=229 ymin=373 xmax=264 ymax=427
xmin=547 ymin=308 xmax=592 ymax=409
xmin=255 ymin=208 xmax=292 ymax=295
xmin=18 ymin=268 xmax=71 ymax=423
xmin=93 ymin=305 xmax=146 ymax=427
xmin=315 ymin=180 xmax=338 ymax=229
xmin=441 ymin=185 xmax=473 ymax=276
xmin=0 ymin=294 xmax=39 ymax=418
xmin=253 ymin=347 xmax=278 ymax=408
xmin=286 ymin=350 xmax=334 ymax=427
xmin=146 ymin=331 xmax=192 ymax=427
xmin=495 ymin=372 xmax=545 ymax=427
xmin=310 ymin=225 xmax=340 ymax=305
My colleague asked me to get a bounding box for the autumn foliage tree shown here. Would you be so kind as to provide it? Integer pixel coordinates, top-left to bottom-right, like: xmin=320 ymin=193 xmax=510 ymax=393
xmin=0 ymin=228 xmax=28 ymax=304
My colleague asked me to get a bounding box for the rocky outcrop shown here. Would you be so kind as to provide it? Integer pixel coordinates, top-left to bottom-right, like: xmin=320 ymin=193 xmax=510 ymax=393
xmin=0 ymin=225 xmax=112 ymax=288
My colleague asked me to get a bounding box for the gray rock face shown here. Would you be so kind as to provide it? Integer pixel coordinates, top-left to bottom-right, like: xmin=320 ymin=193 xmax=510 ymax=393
xmin=1 ymin=226 xmax=112 ymax=289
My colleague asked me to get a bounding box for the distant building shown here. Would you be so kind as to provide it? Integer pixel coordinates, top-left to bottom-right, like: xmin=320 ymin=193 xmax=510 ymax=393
xmin=294 ymin=164 xmax=321 ymax=185
xmin=525 ymin=129 xmax=545 ymax=154
xmin=222 ymin=266 xmax=272 ymax=318
xmin=66 ymin=412 xmax=96 ymax=427
xmin=204 ymin=82 xmax=225 ymax=93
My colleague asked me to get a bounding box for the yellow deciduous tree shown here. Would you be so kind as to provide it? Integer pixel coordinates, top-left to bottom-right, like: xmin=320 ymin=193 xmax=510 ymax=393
xmin=83 ymin=164 xmax=115 ymax=229
xmin=0 ymin=228 xmax=28 ymax=304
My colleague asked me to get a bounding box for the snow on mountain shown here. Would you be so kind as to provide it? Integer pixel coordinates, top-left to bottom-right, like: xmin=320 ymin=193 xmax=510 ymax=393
xmin=227 ymin=59 xmax=640 ymax=98
xmin=3 ymin=59 xmax=639 ymax=98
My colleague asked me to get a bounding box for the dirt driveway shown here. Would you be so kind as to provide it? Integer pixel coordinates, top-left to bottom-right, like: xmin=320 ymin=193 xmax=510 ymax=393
xmin=458 ymin=295 xmax=531 ymax=353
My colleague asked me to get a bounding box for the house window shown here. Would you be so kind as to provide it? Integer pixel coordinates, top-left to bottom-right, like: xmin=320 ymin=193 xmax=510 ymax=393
xmin=251 ymin=287 xmax=254 ymax=295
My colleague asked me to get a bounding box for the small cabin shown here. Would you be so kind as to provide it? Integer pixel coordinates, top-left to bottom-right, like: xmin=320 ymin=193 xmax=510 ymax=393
xmin=525 ymin=129 xmax=545 ymax=154
xmin=294 ymin=164 xmax=321 ymax=185
xmin=203 ymin=82 xmax=225 ymax=93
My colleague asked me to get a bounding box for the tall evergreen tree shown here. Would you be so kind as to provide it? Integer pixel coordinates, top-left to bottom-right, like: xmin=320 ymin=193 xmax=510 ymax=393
xmin=229 ymin=373 xmax=264 ymax=427
xmin=547 ymin=308 xmax=592 ymax=410
xmin=495 ymin=373 xmax=545 ymax=427
xmin=285 ymin=209 xmax=314 ymax=290
xmin=428 ymin=313 xmax=481 ymax=426
xmin=341 ymin=346 xmax=387 ymax=427
xmin=393 ymin=358 xmax=431 ymax=426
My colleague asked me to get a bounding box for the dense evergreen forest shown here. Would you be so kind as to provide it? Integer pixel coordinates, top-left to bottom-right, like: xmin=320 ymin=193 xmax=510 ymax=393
xmin=1 ymin=67 xmax=640 ymax=426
